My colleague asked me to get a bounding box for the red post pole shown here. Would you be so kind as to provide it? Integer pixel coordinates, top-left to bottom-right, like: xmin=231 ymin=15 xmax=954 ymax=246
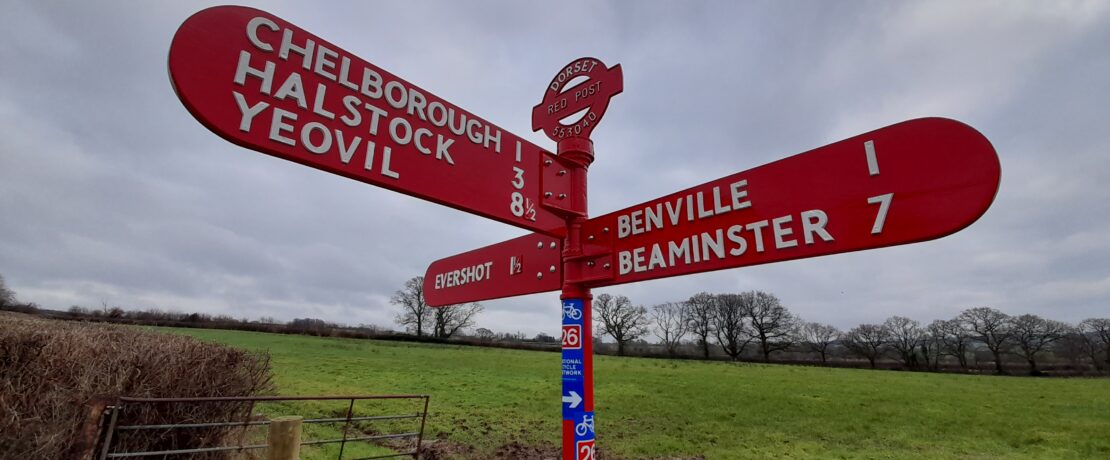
xmin=558 ymin=138 xmax=595 ymax=460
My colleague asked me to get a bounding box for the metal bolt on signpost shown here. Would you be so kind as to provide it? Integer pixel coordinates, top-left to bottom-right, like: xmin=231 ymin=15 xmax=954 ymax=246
xmin=169 ymin=8 xmax=1000 ymax=460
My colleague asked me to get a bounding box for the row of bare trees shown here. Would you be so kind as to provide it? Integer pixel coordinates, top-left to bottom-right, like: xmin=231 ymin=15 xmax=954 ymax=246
xmin=391 ymin=276 xmax=483 ymax=339
xmin=842 ymin=308 xmax=1110 ymax=374
xmin=20 ymin=271 xmax=1101 ymax=374
xmin=594 ymin=291 xmax=800 ymax=362
xmin=590 ymin=290 xmax=1110 ymax=375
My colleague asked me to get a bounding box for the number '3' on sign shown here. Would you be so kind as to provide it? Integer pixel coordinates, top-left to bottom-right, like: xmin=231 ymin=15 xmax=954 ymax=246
xmin=510 ymin=166 xmax=536 ymax=221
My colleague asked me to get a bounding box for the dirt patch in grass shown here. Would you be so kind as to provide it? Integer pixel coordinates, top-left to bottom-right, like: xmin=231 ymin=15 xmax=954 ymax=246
xmin=417 ymin=439 xmax=562 ymax=460
xmin=487 ymin=440 xmax=560 ymax=459
xmin=418 ymin=437 xmax=656 ymax=460
xmin=417 ymin=435 xmax=477 ymax=459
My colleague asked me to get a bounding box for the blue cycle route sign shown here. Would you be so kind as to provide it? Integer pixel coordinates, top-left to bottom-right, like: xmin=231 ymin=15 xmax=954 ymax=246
xmin=561 ymin=299 xmax=594 ymax=453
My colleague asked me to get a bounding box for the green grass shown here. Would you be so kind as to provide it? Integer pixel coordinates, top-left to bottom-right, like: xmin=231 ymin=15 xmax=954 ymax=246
xmin=162 ymin=327 xmax=1110 ymax=459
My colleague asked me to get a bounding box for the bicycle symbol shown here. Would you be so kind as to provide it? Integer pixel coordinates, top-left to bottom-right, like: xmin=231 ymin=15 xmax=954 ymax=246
xmin=563 ymin=303 xmax=582 ymax=320
xmin=575 ymin=414 xmax=594 ymax=437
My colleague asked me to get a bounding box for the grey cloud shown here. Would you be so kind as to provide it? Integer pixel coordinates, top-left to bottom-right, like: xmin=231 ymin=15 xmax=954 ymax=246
xmin=2 ymin=1 xmax=1108 ymax=336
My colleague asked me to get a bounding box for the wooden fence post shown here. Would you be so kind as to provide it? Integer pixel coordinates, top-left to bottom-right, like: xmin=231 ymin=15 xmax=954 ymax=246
xmin=267 ymin=415 xmax=303 ymax=460
xmin=71 ymin=396 xmax=112 ymax=459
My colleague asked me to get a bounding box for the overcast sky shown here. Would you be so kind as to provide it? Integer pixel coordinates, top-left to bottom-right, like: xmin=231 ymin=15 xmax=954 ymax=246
xmin=2 ymin=1 xmax=1108 ymax=337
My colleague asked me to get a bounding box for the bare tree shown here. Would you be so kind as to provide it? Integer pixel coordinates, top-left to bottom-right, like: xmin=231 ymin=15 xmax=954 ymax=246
xmin=843 ymin=324 xmax=890 ymax=368
xmin=0 ymin=275 xmax=15 ymax=308
xmin=1079 ymin=318 xmax=1110 ymax=369
xmin=931 ymin=318 xmax=973 ymax=370
xmin=919 ymin=325 xmax=943 ymax=371
xmin=1008 ymin=314 xmax=1068 ymax=373
xmin=923 ymin=320 xmax=960 ymax=370
xmin=651 ymin=302 xmax=689 ymax=356
xmin=594 ymin=293 xmax=650 ymax=356
xmin=958 ymin=307 xmax=1014 ymax=374
xmin=746 ymin=291 xmax=796 ymax=362
xmin=392 ymin=276 xmax=431 ymax=337
xmin=475 ymin=327 xmax=495 ymax=342
xmin=433 ymin=302 xmax=483 ymax=339
xmin=884 ymin=316 xmax=924 ymax=368
xmin=684 ymin=292 xmax=716 ymax=359
xmin=713 ymin=293 xmax=753 ymax=361
xmin=1054 ymin=327 xmax=1098 ymax=370
xmin=799 ymin=322 xmax=840 ymax=365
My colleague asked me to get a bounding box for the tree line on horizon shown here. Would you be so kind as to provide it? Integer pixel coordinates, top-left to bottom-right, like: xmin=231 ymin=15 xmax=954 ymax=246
xmin=4 ymin=274 xmax=1108 ymax=376
xmin=590 ymin=290 xmax=1110 ymax=375
xmin=387 ymin=275 xmax=1109 ymax=375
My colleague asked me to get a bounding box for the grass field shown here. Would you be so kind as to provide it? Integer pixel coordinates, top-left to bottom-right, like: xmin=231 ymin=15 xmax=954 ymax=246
xmin=162 ymin=327 xmax=1110 ymax=459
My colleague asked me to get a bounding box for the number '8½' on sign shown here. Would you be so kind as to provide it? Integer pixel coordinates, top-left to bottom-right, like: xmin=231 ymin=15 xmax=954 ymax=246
xmin=562 ymin=325 xmax=581 ymax=349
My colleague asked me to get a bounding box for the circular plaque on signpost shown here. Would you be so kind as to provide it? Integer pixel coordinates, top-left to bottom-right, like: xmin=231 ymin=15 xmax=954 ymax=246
xmin=532 ymin=57 xmax=623 ymax=146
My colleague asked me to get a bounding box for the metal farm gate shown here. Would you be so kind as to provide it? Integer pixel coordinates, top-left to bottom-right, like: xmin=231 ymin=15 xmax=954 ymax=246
xmin=78 ymin=395 xmax=430 ymax=459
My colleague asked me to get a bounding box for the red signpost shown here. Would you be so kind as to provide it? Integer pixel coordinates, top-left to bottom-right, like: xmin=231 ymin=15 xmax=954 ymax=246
xmin=528 ymin=56 xmax=624 ymax=460
xmin=424 ymin=232 xmax=562 ymax=306
xmin=578 ymin=117 xmax=1000 ymax=287
xmin=428 ymin=116 xmax=1000 ymax=460
xmin=425 ymin=117 xmax=1000 ymax=302
xmin=172 ymin=8 xmax=1001 ymax=459
xmin=168 ymin=6 xmax=564 ymax=235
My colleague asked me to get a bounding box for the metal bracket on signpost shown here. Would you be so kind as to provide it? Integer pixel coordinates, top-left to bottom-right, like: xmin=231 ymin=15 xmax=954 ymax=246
xmin=567 ymin=219 xmax=617 ymax=285
xmin=540 ymin=152 xmax=586 ymax=217
xmin=564 ymin=253 xmax=615 ymax=285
